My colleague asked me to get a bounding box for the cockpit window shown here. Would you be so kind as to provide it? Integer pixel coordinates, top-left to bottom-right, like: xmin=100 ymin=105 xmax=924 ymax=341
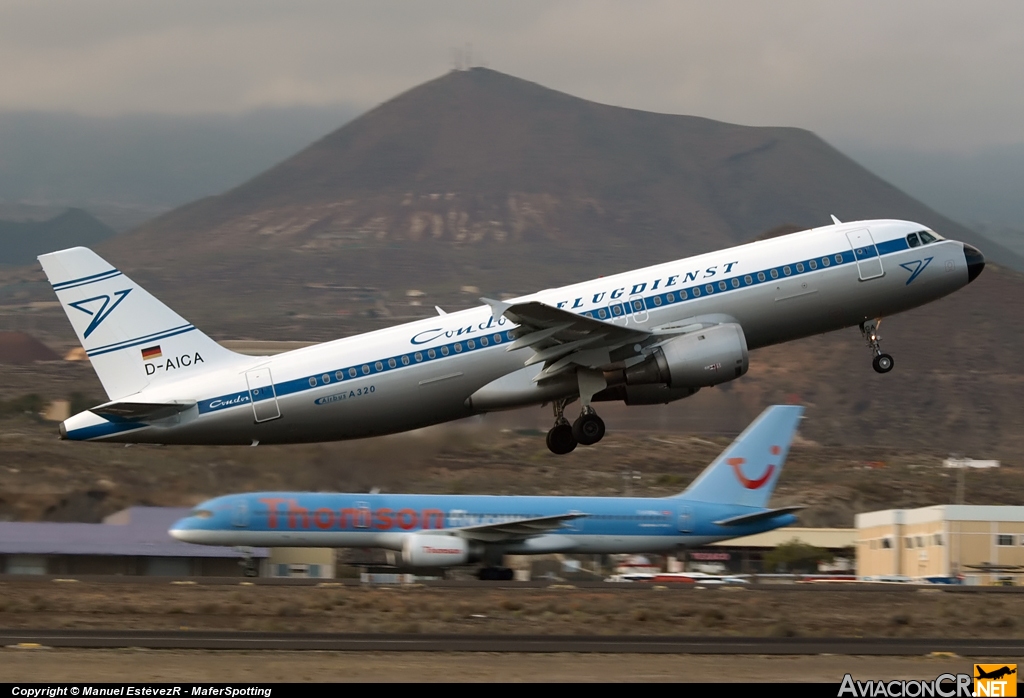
xmin=919 ymin=230 xmax=939 ymax=244
xmin=907 ymin=232 xmax=921 ymax=248
xmin=191 ymin=509 xmax=213 ymax=519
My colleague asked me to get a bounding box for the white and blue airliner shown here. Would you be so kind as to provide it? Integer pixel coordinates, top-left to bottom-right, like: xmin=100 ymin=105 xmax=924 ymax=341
xmin=38 ymin=218 xmax=984 ymax=454
xmin=171 ymin=405 xmax=805 ymax=579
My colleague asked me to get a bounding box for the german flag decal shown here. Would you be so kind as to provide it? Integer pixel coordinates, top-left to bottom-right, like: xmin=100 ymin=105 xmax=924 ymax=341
xmin=141 ymin=345 xmax=162 ymax=361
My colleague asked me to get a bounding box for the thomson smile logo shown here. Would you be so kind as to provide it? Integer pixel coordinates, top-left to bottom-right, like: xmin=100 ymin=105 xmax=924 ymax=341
xmin=726 ymin=446 xmax=780 ymax=490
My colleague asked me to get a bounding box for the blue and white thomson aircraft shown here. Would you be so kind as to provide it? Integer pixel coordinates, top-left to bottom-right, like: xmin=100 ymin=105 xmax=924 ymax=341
xmin=39 ymin=218 xmax=984 ymax=454
xmin=171 ymin=405 xmax=805 ymax=579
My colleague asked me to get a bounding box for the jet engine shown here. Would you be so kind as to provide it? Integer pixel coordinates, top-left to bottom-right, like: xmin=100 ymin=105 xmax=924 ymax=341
xmin=593 ymin=384 xmax=700 ymax=405
xmin=401 ymin=534 xmax=474 ymax=567
xmin=609 ymin=323 xmax=749 ymax=391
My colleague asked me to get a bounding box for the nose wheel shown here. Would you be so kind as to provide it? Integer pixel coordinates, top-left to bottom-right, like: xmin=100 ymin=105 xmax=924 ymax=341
xmin=861 ymin=320 xmax=894 ymax=374
xmin=872 ymin=353 xmax=894 ymax=373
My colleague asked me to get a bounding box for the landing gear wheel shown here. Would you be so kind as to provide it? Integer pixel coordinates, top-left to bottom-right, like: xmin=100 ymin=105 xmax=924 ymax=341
xmin=872 ymin=353 xmax=894 ymax=374
xmin=477 ymin=567 xmax=514 ymax=581
xmin=546 ymin=422 xmax=577 ymax=454
xmin=572 ymin=411 xmax=606 ymax=446
xmin=861 ymin=319 xmax=895 ymax=375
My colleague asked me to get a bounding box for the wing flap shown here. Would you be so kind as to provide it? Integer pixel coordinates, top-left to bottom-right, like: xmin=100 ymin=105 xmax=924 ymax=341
xmin=452 ymin=512 xmax=588 ymax=542
xmin=713 ymin=505 xmax=805 ymax=527
xmin=482 ymin=297 xmax=651 ymax=374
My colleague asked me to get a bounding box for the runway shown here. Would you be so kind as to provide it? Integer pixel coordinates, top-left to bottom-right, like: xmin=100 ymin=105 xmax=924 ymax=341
xmin=3 ymin=630 xmax=1023 ymax=655
xmin=6 ymin=574 xmax=1024 ymax=593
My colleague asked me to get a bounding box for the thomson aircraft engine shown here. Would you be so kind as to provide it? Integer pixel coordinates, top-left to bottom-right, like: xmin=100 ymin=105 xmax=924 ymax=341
xmin=402 ymin=534 xmax=476 ymax=567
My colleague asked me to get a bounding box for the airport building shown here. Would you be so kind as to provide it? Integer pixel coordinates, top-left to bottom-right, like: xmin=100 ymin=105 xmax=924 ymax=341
xmin=0 ymin=507 xmax=267 ymax=577
xmin=856 ymin=505 xmax=1024 ymax=584
xmin=0 ymin=506 xmax=341 ymax=578
xmin=701 ymin=527 xmax=856 ymax=574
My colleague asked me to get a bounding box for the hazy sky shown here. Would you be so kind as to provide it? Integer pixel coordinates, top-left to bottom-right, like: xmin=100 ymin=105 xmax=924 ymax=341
xmin=2 ymin=1 xmax=1022 ymax=152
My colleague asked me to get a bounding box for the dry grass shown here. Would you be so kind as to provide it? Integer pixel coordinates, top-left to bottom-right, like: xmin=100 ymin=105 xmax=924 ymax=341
xmin=1 ymin=579 xmax=1023 ymax=638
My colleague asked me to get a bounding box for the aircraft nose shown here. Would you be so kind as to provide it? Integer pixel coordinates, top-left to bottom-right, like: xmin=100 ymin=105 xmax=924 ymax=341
xmin=169 ymin=528 xmax=186 ymax=541
xmin=963 ymin=243 xmax=985 ymax=283
xmin=168 ymin=524 xmax=193 ymax=542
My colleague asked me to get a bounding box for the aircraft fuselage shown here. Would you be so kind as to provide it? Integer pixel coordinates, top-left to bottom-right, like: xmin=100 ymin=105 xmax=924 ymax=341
xmin=48 ymin=219 xmax=982 ymax=445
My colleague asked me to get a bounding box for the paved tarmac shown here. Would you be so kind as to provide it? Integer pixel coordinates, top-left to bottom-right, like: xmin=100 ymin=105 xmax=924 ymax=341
xmin=3 ymin=630 xmax=1023 ymax=655
xmin=3 ymin=574 xmax=1024 ymax=593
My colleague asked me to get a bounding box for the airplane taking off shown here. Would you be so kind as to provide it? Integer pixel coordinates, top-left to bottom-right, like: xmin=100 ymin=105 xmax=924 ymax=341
xmin=171 ymin=405 xmax=805 ymax=579
xmin=39 ymin=218 xmax=984 ymax=454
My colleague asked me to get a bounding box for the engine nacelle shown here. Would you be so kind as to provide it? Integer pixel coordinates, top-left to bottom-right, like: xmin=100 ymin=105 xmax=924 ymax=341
xmin=619 ymin=323 xmax=748 ymax=390
xmin=401 ymin=534 xmax=471 ymax=567
xmin=594 ymin=384 xmax=699 ymax=405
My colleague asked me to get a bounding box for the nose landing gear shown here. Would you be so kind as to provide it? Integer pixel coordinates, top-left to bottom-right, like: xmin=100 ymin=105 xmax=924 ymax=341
xmin=861 ymin=319 xmax=894 ymax=374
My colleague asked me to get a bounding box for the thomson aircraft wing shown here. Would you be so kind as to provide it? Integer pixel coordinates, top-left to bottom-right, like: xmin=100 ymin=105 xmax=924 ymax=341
xmin=712 ymin=506 xmax=806 ymax=527
xmin=449 ymin=512 xmax=589 ymax=542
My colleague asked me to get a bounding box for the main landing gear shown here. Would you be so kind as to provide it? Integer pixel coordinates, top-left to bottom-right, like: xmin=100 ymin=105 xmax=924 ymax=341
xmin=861 ymin=319 xmax=894 ymax=374
xmin=477 ymin=567 xmax=514 ymax=581
xmin=573 ymin=407 xmax=606 ymax=445
xmin=545 ymin=399 xmax=606 ymax=454
xmin=237 ymin=549 xmax=258 ymax=577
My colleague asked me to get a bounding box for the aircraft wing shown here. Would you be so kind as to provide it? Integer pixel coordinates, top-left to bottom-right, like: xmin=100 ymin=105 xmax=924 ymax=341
xmin=90 ymin=401 xmax=196 ymax=423
xmin=482 ymin=298 xmax=652 ymax=378
xmin=451 ymin=512 xmax=588 ymax=542
xmin=482 ymin=298 xmax=741 ymax=380
xmin=712 ymin=505 xmax=805 ymax=527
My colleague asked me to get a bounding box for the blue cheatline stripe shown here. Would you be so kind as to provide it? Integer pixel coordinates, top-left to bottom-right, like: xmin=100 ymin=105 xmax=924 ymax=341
xmin=87 ymin=326 xmax=197 ymax=357
xmin=52 ymin=269 xmax=122 ymax=291
xmin=67 ymin=420 xmax=147 ymax=441
xmin=197 ymin=327 xmax=521 ymax=415
xmin=189 ymin=239 xmax=921 ymax=417
xmin=86 ymin=323 xmax=194 ymax=355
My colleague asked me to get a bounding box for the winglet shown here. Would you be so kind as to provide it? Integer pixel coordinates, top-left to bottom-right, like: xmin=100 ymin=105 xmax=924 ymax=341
xmin=830 ymin=215 xmax=842 ymax=225
xmin=479 ymin=297 xmax=512 ymax=322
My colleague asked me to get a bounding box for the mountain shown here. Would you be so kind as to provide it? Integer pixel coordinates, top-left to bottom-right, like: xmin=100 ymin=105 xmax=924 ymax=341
xmin=75 ymin=68 xmax=1015 ymax=318
xmin=0 ymin=208 xmax=117 ymax=266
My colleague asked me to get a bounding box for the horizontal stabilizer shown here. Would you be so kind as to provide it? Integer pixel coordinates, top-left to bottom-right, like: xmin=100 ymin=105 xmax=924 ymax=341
xmin=453 ymin=512 xmax=588 ymax=542
xmin=713 ymin=505 xmax=805 ymax=527
xmin=90 ymin=401 xmax=196 ymax=423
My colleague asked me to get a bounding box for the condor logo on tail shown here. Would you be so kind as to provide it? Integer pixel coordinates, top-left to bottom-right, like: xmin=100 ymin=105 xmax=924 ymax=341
xmin=69 ymin=289 xmax=132 ymax=338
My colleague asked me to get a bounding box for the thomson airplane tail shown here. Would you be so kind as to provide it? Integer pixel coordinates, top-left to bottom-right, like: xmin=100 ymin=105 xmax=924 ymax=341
xmin=675 ymin=404 xmax=804 ymax=508
xmin=38 ymin=247 xmax=246 ymax=401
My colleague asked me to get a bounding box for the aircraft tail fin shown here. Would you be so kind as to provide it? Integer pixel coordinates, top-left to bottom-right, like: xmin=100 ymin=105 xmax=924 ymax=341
xmin=38 ymin=247 xmax=247 ymax=401
xmin=675 ymin=405 xmax=804 ymax=508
